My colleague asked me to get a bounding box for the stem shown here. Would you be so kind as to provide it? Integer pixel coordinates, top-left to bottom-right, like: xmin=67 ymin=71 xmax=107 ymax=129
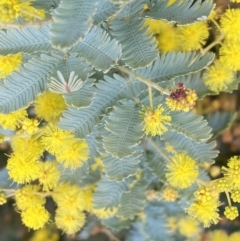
xmin=201 ymin=19 xmax=225 ymax=56
xmin=107 ymin=2 xmax=128 ymax=24
xmin=147 ymin=138 xmax=172 ymax=162
xmin=0 ymin=20 xmax=52 ymax=29
xmin=148 ymin=86 xmax=153 ymax=109
xmin=225 ymin=191 xmax=232 ymax=206
xmin=100 ymin=228 xmax=120 ymax=241
xmin=117 ymin=66 xmax=170 ymax=95
xmin=21 ymin=10 xmax=44 ymax=20
xmin=201 ymin=33 xmax=224 ymax=56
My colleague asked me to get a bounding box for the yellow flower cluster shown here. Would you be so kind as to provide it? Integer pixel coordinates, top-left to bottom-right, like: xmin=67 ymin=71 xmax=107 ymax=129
xmin=0 ymin=0 xmax=45 ymax=23
xmin=224 ymin=206 xmax=239 ymax=220
xmin=166 ymin=83 xmax=197 ymax=112
xmin=222 ymin=156 xmax=240 ymax=188
xmin=186 ymin=187 xmax=220 ymax=227
xmin=34 ymin=92 xmax=67 ymax=122
xmin=52 ymin=183 xmax=89 ymax=234
xmin=144 ymin=19 xmax=209 ymax=53
xmin=162 ymin=187 xmax=178 ymax=202
xmin=15 ymin=185 xmax=49 ymax=230
xmin=140 ymin=104 xmax=171 ymax=136
xmin=204 ymin=60 xmax=234 ymax=92
xmin=0 ymin=108 xmax=27 ymax=130
xmin=41 ymin=124 xmax=89 ymax=169
xmin=166 ymin=153 xmax=198 ymax=189
xmin=0 ymin=190 xmax=7 ymax=205
xmin=29 ymin=228 xmax=59 ymax=241
xmin=0 ymin=53 xmax=22 ymax=78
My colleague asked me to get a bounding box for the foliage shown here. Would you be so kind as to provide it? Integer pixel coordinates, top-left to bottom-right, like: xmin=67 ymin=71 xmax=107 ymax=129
xmin=0 ymin=0 xmax=239 ymax=239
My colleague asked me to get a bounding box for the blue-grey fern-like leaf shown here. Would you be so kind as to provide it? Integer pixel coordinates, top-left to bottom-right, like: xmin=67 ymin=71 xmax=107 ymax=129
xmin=117 ymin=177 xmax=147 ymax=219
xmin=31 ymin=0 xmax=60 ymax=11
xmin=0 ymin=24 xmax=52 ymax=55
xmin=102 ymin=100 xmax=144 ymax=158
xmin=63 ymin=78 xmax=96 ymax=108
xmin=92 ymin=176 xmax=128 ymax=209
xmin=102 ymin=152 xmax=142 ymax=181
xmin=71 ymin=26 xmax=122 ymax=72
xmin=162 ymin=131 xmax=218 ymax=164
xmin=0 ymin=54 xmax=60 ymax=113
xmin=135 ymin=52 xmax=214 ymax=83
xmin=116 ymin=0 xmax=144 ymax=19
xmin=145 ymin=147 xmax=167 ymax=179
xmin=93 ymin=0 xmax=121 ymax=24
xmin=101 ymin=216 xmax=134 ymax=231
xmin=169 ymin=111 xmax=212 ymax=142
xmin=59 ymin=74 xmax=139 ymax=138
xmin=111 ymin=17 xmax=157 ymax=69
xmin=143 ymin=202 xmax=171 ymax=241
xmin=205 ymin=111 xmax=237 ymax=138
xmin=50 ymin=54 xmax=94 ymax=82
xmin=50 ymin=0 xmax=98 ymax=50
xmin=145 ymin=0 xmax=215 ymax=24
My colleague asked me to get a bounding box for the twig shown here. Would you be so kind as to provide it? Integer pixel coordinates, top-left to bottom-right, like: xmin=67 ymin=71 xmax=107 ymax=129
xmin=117 ymin=66 xmax=170 ymax=95
xmin=100 ymin=228 xmax=120 ymax=241
xmin=0 ymin=19 xmax=52 ymax=29
xmin=147 ymin=138 xmax=172 ymax=162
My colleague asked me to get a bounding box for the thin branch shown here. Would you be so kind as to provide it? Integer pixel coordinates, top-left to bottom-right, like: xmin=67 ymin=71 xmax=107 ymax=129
xmin=100 ymin=228 xmax=120 ymax=241
xmin=148 ymin=86 xmax=153 ymax=109
xmin=0 ymin=19 xmax=52 ymax=29
xmin=117 ymin=66 xmax=170 ymax=95
xmin=201 ymin=19 xmax=225 ymax=56
xmin=147 ymin=138 xmax=172 ymax=162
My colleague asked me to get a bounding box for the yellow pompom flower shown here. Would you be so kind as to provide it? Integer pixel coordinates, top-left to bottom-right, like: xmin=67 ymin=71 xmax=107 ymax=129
xmin=21 ymin=204 xmax=50 ymax=230
xmin=224 ymin=206 xmax=239 ymax=220
xmin=157 ymin=23 xmax=178 ymax=53
xmin=29 ymin=228 xmax=59 ymax=241
xmin=204 ymin=61 xmax=234 ymax=92
xmin=34 ymin=92 xmax=67 ymax=121
xmin=166 ymin=83 xmax=197 ymax=112
xmin=56 ymin=139 xmax=89 ymax=170
xmin=165 ymin=153 xmax=199 ymax=189
xmin=0 ymin=0 xmax=21 ymax=23
xmin=220 ymin=9 xmax=240 ymax=40
xmin=21 ymin=119 xmax=39 ymax=135
xmin=230 ymin=232 xmax=240 ymax=241
xmin=81 ymin=188 xmax=94 ymax=212
xmin=162 ymin=187 xmax=178 ymax=202
xmin=11 ymin=136 xmax=44 ymax=159
xmin=220 ymin=41 xmax=240 ymax=71
xmin=231 ymin=189 xmax=240 ymax=203
xmin=215 ymin=178 xmax=230 ymax=193
xmin=0 ymin=108 xmax=27 ymax=130
xmin=208 ymin=230 xmax=228 ymax=241
xmin=143 ymin=19 xmax=168 ymax=35
xmin=140 ymin=104 xmax=171 ymax=136
xmin=178 ymin=217 xmax=200 ymax=238
xmin=0 ymin=0 xmax=45 ymax=23
xmin=7 ymin=152 xmax=41 ymax=184
xmin=92 ymin=207 xmax=118 ymax=219
xmin=41 ymin=123 xmax=75 ymax=155
xmin=15 ymin=185 xmax=45 ymax=211
xmin=186 ymin=199 xmax=220 ymax=227
xmin=0 ymin=53 xmax=22 ymax=78
xmin=176 ymin=22 xmax=209 ymax=51
xmin=52 ymin=183 xmax=84 ymax=211
xmin=38 ymin=161 xmax=60 ymax=191
xmin=55 ymin=209 xmax=85 ymax=235
xmin=0 ymin=191 xmax=7 ymax=205
xmin=222 ymin=156 xmax=240 ymax=188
